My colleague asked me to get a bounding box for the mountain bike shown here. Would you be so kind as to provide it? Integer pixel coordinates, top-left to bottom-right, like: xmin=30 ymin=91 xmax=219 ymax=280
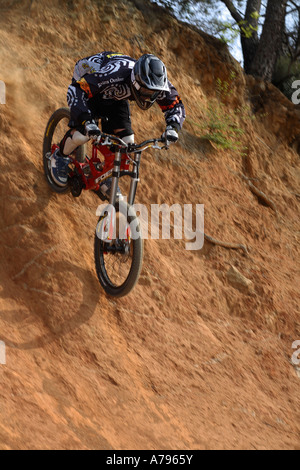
xmin=43 ymin=107 xmax=168 ymax=297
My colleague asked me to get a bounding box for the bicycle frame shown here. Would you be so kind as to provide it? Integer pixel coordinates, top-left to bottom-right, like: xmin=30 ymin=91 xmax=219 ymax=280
xmin=51 ymin=134 xmax=167 ymax=206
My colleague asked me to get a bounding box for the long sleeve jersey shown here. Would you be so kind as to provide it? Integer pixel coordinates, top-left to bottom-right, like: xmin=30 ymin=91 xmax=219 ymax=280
xmin=67 ymin=51 xmax=186 ymax=131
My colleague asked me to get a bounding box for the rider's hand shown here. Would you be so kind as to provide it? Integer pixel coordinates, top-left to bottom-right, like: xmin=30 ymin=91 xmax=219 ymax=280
xmin=162 ymin=125 xmax=178 ymax=143
xmin=84 ymin=120 xmax=101 ymax=138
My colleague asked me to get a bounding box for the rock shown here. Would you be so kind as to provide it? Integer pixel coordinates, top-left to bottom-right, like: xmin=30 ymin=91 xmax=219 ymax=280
xmin=226 ymin=266 xmax=254 ymax=294
xmin=139 ymin=274 xmax=152 ymax=287
xmin=153 ymin=290 xmax=165 ymax=303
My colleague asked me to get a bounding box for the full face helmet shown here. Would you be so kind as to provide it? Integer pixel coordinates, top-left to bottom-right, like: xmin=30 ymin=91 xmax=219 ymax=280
xmin=131 ymin=54 xmax=169 ymax=110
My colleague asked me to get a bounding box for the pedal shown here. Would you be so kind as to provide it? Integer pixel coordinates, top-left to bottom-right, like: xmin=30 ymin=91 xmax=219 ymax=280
xmin=70 ymin=175 xmax=84 ymax=197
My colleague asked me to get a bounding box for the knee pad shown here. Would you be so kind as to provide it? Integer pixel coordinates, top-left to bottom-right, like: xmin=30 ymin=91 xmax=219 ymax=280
xmin=121 ymin=134 xmax=135 ymax=144
xmin=115 ymin=127 xmax=134 ymax=140
xmin=61 ymin=130 xmax=89 ymax=156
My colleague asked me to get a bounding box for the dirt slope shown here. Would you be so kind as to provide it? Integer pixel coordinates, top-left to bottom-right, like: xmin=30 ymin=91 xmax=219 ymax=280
xmin=0 ymin=0 xmax=299 ymax=450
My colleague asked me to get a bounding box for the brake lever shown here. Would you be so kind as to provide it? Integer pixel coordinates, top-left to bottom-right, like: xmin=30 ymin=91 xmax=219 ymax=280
xmin=91 ymin=135 xmax=102 ymax=145
xmin=102 ymin=136 xmax=113 ymax=146
xmin=152 ymin=139 xmax=169 ymax=150
xmin=159 ymin=141 xmax=170 ymax=150
xmin=93 ymin=135 xmax=112 ymax=146
xmin=152 ymin=143 xmax=163 ymax=150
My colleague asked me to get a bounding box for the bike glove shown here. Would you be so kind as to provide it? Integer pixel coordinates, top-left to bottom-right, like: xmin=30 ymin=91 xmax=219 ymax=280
xmin=162 ymin=125 xmax=179 ymax=143
xmin=84 ymin=120 xmax=101 ymax=137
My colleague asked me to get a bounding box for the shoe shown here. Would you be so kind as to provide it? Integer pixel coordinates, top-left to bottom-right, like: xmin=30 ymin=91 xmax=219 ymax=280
xmin=97 ymin=178 xmax=123 ymax=201
xmin=50 ymin=149 xmax=71 ymax=187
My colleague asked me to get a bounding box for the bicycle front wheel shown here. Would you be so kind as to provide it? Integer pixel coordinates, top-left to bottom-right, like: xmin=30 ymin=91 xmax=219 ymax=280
xmin=94 ymin=201 xmax=143 ymax=297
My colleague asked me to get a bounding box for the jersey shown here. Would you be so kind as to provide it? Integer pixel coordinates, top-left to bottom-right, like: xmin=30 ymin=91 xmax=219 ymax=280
xmin=66 ymin=51 xmax=186 ymax=130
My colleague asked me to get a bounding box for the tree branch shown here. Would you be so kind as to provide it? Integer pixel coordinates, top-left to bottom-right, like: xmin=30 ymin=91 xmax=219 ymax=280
xmin=204 ymin=233 xmax=249 ymax=255
xmin=288 ymin=0 xmax=300 ymax=10
xmin=286 ymin=7 xmax=300 ymax=14
xmin=220 ymin=0 xmax=244 ymax=24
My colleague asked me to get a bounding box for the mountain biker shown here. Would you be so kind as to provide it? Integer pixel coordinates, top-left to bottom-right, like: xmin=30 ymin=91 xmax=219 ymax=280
xmin=50 ymin=51 xmax=186 ymax=198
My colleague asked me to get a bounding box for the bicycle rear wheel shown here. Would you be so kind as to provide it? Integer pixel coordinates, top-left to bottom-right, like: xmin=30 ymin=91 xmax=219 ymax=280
xmin=94 ymin=201 xmax=143 ymax=297
xmin=43 ymin=107 xmax=85 ymax=193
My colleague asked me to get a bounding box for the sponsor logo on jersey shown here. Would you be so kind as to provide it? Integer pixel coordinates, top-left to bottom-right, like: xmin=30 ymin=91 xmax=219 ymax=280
xmin=77 ymin=77 xmax=93 ymax=98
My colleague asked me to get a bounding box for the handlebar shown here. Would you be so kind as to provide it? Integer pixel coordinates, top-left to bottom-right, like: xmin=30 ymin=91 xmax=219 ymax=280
xmin=92 ymin=133 xmax=169 ymax=152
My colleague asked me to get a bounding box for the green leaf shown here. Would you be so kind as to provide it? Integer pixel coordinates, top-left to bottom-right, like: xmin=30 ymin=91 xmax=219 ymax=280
xmin=251 ymin=11 xmax=260 ymax=20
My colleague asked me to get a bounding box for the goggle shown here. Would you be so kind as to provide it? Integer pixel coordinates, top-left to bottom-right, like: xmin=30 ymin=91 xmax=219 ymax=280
xmin=139 ymin=87 xmax=160 ymax=102
xmin=131 ymin=71 xmax=161 ymax=103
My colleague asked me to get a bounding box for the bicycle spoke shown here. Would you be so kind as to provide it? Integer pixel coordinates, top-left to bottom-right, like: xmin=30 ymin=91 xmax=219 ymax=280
xmin=101 ymin=242 xmax=133 ymax=287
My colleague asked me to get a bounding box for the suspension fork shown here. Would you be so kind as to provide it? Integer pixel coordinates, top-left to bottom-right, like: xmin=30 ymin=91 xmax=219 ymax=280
xmin=109 ymin=149 xmax=122 ymax=206
xmin=128 ymin=152 xmax=141 ymax=206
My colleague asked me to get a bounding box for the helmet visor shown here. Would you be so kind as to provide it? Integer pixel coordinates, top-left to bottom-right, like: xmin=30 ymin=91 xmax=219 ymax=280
xmin=139 ymin=87 xmax=160 ymax=102
xmin=131 ymin=70 xmax=162 ymax=109
xmin=132 ymin=87 xmax=160 ymax=109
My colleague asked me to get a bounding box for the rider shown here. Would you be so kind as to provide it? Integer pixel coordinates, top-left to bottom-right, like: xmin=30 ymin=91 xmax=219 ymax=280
xmin=51 ymin=51 xmax=186 ymax=197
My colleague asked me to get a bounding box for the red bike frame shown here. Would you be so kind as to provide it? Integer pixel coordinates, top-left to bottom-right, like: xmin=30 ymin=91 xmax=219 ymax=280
xmin=50 ymin=141 xmax=131 ymax=192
